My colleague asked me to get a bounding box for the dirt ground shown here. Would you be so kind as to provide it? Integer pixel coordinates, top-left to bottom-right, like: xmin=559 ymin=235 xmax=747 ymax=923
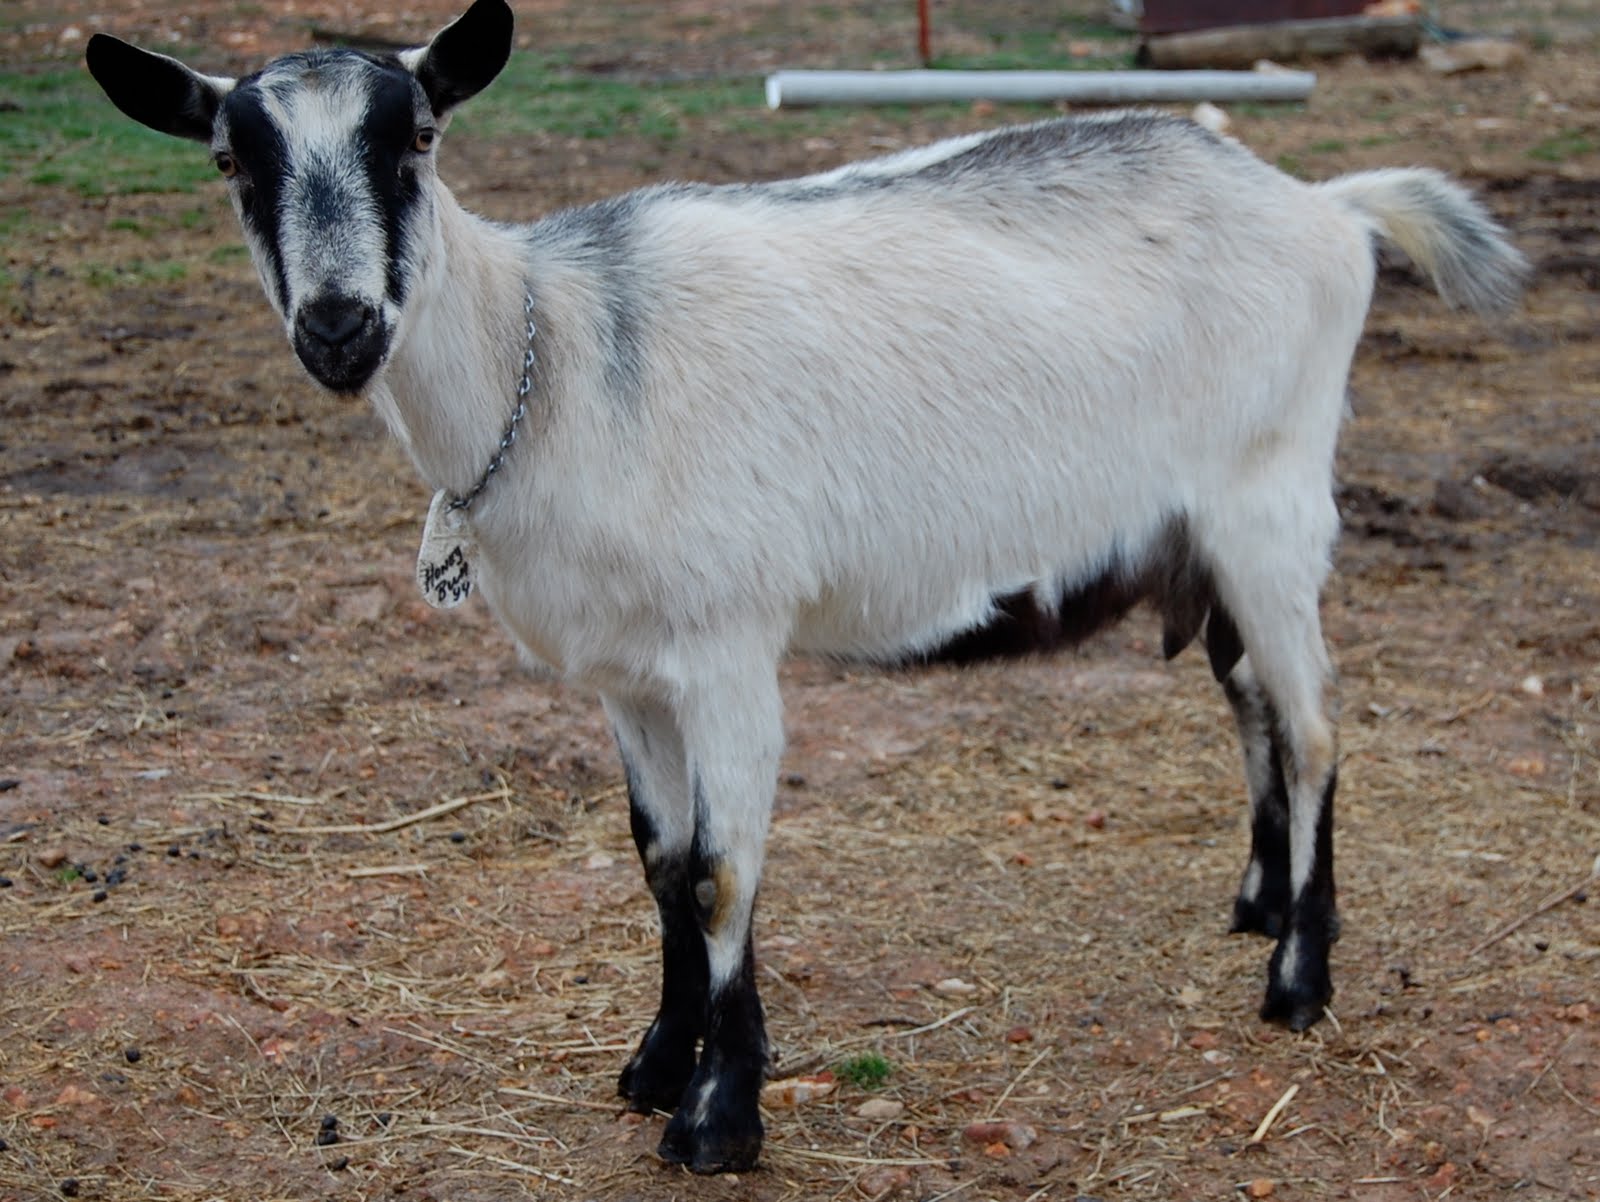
xmin=2 ymin=1 xmax=1597 ymax=1200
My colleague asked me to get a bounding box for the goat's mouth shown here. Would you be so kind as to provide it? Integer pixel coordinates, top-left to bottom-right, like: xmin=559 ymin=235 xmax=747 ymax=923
xmin=291 ymin=295 xmax=389 ymax=395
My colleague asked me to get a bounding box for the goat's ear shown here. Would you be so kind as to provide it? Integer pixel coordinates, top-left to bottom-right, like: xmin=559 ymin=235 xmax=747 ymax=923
xmin=85 ymin=35 xmax=232 ymax=143
xmin=407 ymin=0 xmax=514 ymax=119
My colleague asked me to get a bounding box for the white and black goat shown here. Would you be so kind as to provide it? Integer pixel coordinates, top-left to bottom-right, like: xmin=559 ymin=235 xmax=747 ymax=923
xmin=87 ymin=0 xmax=1527 ymax=1173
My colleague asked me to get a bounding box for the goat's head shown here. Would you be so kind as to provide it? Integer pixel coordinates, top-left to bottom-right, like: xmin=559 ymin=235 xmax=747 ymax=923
xmin=86 ymin=0 xmax=513 ymax=395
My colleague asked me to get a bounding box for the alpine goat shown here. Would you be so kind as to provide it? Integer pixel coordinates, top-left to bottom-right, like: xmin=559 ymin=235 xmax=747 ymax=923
xmin=87 ymin=0 xmax=1527 ymax=1173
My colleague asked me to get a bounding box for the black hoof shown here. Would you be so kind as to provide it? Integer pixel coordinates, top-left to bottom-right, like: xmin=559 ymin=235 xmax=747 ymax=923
xmin=1260 ymin=988 xmax=1330 ymax=1031
xmin=1230 ymin=894 xmax=1286 ymax=939
xmin=658 ymin=1107 xmax=763 ymax=1174
xmin=1261 ymin=951 xmax=1333 ymax=1031
xmin=618 ymin=1024 xmax=697 ymax=1115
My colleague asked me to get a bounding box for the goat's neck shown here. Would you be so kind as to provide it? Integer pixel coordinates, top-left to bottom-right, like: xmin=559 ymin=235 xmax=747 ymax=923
xmin=371 ymin=187 xmax=529 ymax=501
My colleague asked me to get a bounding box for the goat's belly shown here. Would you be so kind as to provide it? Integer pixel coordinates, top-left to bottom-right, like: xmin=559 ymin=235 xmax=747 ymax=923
xmin=791 ymin=582 xmax=992 ymax=661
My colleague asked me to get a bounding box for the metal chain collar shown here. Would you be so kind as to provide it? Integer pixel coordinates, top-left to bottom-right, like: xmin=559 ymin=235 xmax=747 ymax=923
xmin=446 ymin=288 xmax=537 ymax=514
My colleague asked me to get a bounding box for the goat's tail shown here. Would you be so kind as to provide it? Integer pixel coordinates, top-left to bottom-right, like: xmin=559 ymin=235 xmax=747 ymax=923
xmin=1319 ymin=167 xmax=1529 ymax=316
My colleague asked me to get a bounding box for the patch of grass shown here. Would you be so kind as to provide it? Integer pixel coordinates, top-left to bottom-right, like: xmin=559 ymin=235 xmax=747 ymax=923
xmin=0 ymin=65 xmax=221 ymax=197
xmin=1528 ymin=129 xmax=1596 ymax=164
xmin=1308 ymin=138 xmax=1347 ymax=154
xmin=1228 ymin=102 xmax=1308 ymax=120
xmin=207 ymin=244 xmax=250 ymax=264
xmin=452 ymin=53 xmax=764 ymax=144
xmin=836 ymin=1052 xmax=893 ymax=1090
xmin=84 ymin=259 xmax=190 ymax=289
xmin=1276 ymin=153 xmax=1304 ymax=178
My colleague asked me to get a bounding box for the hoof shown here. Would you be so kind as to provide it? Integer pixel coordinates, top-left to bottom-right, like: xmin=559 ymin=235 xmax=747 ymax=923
xmin=618 ymin=1025 xmax=697 ymax=1115
xmin=1260 ymin=988 xmax=1330 ymax=1032
xmin=658 ymin=1108 xmax=763 ymax=1174
xmin=1261 ymin=938 xmax=1333 ymax=1032
xmin=1229 ymin=894 xmax=1285 ymax=940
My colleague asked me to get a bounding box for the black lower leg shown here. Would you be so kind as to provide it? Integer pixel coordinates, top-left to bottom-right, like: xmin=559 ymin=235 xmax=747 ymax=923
xmin=659 ymin=932 xmax=768 ymax=1174
xmin=1261 ymin=767 xmax=1338 ymax=1031
xmin=1223 ymin=676 xmax=1293 ymax=938
xmin=619 ymin=785 xmax=708 ymax=1113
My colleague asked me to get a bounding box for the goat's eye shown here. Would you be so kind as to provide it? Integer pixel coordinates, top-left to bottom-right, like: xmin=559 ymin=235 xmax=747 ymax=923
xmin=215 ymin=152 xmax=238 ymax=178
xmin=412 ymin=128 xmax=436 ymax=154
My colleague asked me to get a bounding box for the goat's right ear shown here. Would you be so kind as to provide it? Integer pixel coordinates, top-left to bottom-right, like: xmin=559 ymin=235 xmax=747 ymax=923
xmin=85 ymin=35 xmax=232 ymax=143
xmin=406 ymin=0 xmax=515 ymax=119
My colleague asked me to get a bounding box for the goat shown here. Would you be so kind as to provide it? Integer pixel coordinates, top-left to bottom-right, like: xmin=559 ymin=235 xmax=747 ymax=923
xmin=86 ymin=0 xmax=1527 ymax=1174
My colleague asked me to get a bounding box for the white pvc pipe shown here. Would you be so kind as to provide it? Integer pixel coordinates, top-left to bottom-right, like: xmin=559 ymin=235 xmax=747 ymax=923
xmin=764 ymin=69 xmax=1315 ymax=109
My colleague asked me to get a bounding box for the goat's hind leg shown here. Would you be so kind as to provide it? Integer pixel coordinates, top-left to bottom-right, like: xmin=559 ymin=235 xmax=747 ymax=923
xmin=1205 ymin=503 xmax=1341 ymax=1032
xmin=608 ymin=695 xmax=706 ymax=1115
xmin=1208 ymin=608 xmax=1294 ymax=939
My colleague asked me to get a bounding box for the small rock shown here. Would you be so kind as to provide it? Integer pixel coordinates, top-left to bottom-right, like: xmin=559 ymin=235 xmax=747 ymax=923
xmin=762 ymin=1074 xmax=837 ymax=1107
xmin=855 ymin=1165 xmax=912 ymax=1198
xmin=1519 ymin=675 xmax=1544 ymax=697
xmin=584 ymin=851 xmax=615 ymax=871
xmin=854 ymin=1097 xmax=905 ymax=1120
xmin=1506 ymin=754 xmax=1547 ymax=778
xmin=932 ymin=977 xmax=977 ymax=996
xmin=1245 ymin=1179 xmax=1275 ymax=1199
xmin=1083 ymin=809 xmax=1106 ymax=830
xmin=476 ymin=968 xmax=513 ymax=993
xmin=38 ymin=848 xmax=68 ymax=869
xmin=1004 ymin=1025 xmax=1034 ymax=1043
xmin=1420 ymin=39 xmax=1526 ymax=74
xmin=961 ymin=1120 xmax=1037 ymax=1150
xmin=60 ymin=1180 xmax=80 ymax=1199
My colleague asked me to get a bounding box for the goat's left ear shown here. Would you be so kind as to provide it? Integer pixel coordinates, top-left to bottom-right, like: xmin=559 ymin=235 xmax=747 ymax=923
xmin=85 ymin=35 xmax=234 ymax=143
xmin=406 ymin=0 xmax=515 ymax=119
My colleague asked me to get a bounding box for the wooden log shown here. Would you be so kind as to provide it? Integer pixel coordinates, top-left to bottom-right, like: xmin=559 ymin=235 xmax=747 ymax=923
xmin=1141 ymin=15 xmax=1421 ymax=70
xmin=1140 ymin=0 xmax=1367 ymax=36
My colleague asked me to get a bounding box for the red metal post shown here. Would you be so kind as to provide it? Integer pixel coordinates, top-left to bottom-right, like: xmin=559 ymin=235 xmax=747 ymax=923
xmin=918 ymin=0 xmax=931 ymax=65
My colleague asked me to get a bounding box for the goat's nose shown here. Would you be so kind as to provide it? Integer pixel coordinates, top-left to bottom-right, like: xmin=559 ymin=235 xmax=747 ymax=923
xmin=296 ymin=297 xmax=373 ymax=348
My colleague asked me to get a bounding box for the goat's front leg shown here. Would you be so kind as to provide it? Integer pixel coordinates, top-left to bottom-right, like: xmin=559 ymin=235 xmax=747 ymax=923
xmin=654 ymin=663 xmax=783 ymax=1174
xmin=608 ymin=695 xmax=705 ymax=1115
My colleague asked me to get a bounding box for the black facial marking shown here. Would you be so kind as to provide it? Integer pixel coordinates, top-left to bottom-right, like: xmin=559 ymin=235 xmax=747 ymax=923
xmin=220 ymin=83 xmax=291 ymax=312
xmin=299 ymin=160 xmax=356 ymax=229
xmin=358 ymin=63 xmax=428 ymax=306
